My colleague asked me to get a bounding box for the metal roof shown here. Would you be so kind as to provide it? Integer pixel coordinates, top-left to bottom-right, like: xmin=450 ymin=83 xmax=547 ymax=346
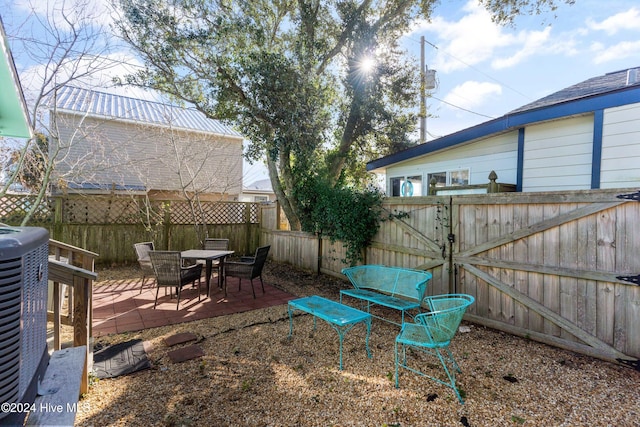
xmin=53 ymin=86 xmax=242 ymax=138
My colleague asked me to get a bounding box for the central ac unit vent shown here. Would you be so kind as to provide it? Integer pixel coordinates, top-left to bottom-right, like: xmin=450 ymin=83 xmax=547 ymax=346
xmin=626 ymin=68 xmax=640 ymax=85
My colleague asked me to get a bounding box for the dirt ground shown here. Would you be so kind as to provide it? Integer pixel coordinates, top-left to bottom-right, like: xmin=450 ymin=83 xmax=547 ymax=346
xmin=72 ymin=261 xmax=640 ymax=427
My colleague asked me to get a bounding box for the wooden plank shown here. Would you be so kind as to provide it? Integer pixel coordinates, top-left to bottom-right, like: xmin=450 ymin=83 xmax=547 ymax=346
xmin=559 ymin=203 xmax=578 ymax=341
xmin=457 ymin=201 xmax=624 ymax=258
xmin=459 ymin=204 xmax=477 ymax=307
xmin=73 ymin=276 xmax=90 ymax=394
xmin=487 ymin=204 xmax=502 ymax=322
xmin=461 ymin=263 xmax=629 ymax=359
xmin=26 ymin=346 xmax=86 ymax=427
xmin=385 ymin=188 xmax=634 ymax=205
xmin=543 ymin=203 xmax=561 ymax=336
xmin=388 ymin=205 xmax=443 ymax=254
xmin=596 ymin=207 xmax=616 ymax=346
xmin=465 ymin=314 xmax=634 ymax=364
xmin=456 ymin=256 xmax=632 ymax=284
xmin=500 ymin=203 xmax=515 ymax=325
xmin=512 ymin=203 xmax=528 ymax=329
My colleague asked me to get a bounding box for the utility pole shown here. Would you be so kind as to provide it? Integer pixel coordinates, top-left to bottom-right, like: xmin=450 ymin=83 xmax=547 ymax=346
xmin=419 ymin=36 xmax=437 ymax=144
xmin=420 ymin=36 xmax=426 ymax=144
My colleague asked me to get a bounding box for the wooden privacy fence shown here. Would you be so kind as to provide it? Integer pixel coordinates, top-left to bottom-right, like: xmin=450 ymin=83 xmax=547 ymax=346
xmin=0 ymin=194 xmax=262 ymax=265
xmin=261 ymin=189 xmax=640 ymax=364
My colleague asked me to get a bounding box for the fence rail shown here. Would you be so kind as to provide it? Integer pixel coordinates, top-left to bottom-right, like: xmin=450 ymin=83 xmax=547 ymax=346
xmin=0 ymin=195 xmax=262 ymax=265
xmin=260 ymin=189 xmax=640 ymax=363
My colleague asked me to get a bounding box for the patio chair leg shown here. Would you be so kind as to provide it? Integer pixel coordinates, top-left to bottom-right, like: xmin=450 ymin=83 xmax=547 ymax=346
xmin=154 ymin=287 xmax=160 ymax=309
xmin=259 ymin=277 xmax=265 ymax=294
xmin=250 ymin=279 xmax=256 ymax=299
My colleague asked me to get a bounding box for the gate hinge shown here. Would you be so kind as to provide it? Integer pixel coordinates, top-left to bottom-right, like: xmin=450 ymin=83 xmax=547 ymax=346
xmin=616 ymin=191 xmax=640 ymax=201
xmin=616 ymin=275 xmax=640 ymax=285
xmin=616 ymin=358 xmax=640 ymax=372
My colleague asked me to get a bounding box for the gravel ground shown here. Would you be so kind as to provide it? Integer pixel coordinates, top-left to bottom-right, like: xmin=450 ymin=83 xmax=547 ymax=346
xmin=74 ymin=262 xmax=640 ymax=427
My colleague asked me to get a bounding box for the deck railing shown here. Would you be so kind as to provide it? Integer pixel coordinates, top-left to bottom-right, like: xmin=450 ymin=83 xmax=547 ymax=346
xmin=47 ymin=239 xmax=98 ymax=394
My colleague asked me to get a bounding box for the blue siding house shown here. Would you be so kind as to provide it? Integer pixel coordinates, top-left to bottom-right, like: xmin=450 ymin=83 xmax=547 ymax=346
xmin=368 ymin=67 xmax=640 ymax=196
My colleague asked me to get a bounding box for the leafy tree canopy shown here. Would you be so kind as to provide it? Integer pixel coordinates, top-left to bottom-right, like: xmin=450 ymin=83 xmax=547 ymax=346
xmin=115 ymin=0 xmax=573 ymax=236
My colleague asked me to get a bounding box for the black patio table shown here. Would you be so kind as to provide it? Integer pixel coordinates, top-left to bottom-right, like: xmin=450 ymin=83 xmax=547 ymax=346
xmin=180 ymin=249 xmax=234 ymax=297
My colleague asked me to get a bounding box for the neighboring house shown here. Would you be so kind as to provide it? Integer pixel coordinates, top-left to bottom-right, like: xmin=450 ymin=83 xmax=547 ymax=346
xmin=240 ymin=178 xmax=276 ymax=203
xmin=0 ymin=17 xmax=31 ymax=194
xmin=368 ymin=67 xmax=640 ymax=196
xmin=50 ymin=86 xmax=244 ymax=200
xmin=0 ymin=16 xmax=31 ymax=139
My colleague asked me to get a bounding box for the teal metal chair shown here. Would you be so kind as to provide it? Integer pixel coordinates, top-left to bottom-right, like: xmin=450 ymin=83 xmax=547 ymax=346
xmin=395 ymin=294 xmax=475 ymax=403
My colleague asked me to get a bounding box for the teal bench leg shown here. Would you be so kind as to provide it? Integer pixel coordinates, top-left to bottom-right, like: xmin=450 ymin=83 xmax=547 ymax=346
xmin=330 ymin=317 xmax=372 ymax=370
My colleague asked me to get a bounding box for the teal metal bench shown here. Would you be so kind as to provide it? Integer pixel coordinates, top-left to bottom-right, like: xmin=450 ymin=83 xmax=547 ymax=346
xmin=288 ymin=295 xmax=372 ymax=370
xmin=340 ymin=265 xmax=433 ymax=326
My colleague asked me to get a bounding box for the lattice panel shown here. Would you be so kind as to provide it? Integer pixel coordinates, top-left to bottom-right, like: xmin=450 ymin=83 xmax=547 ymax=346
xmin=0 ymin=195 xmax=54 ymax=225
xmin=170 ymin=201 xmax=259 ymax=225
xmin=0 ymin=195 xmax=259 ymax=225
xmin=62 ymin=197 xmax=165 ymax=225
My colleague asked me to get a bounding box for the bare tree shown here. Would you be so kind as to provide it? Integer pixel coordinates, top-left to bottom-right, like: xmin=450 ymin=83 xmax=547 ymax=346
xmin=1 ymin=0 xmax=131 ymax=224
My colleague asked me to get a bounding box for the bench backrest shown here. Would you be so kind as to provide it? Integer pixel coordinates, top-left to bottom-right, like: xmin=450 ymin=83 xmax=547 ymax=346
xmin=342 ymin=265 xmax=432 ymax=302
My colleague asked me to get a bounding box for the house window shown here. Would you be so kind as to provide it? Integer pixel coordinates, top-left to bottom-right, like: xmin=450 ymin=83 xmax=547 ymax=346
xmin=254 ymin=195 xmax=269 ymax=202
xmin=390 ymin=175 xmax=423 ymax=197
xmin=427 ymin=169 xmax=470 ymax=188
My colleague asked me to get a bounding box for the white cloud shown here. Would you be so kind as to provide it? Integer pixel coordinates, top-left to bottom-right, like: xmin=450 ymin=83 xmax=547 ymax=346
xmin=491 ymin=26 xmax=552 ymax=69
xmin=591 ymin=39 xmax=640 ymax=64
xmin=586 ymin=8 xmax=640 ymax=35
xmin=19 ymin=50 xmax=151 ymax=106
xmin=11 ymin=0 xmax=115 ymax=28
xmin=414 ymin=1 xmax=562 ymax=73
xmin=443 ymin=80 xmax=502 ymax=110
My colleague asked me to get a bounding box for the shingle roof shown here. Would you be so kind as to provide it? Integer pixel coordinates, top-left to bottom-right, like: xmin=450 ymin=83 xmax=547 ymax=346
xmin=510 ymin=67 xmax=640 ymax=114
xmin=244 ymin=179 xmax=273 ymax=192
xmin=52 ymin=86 xmax=242 ymax=137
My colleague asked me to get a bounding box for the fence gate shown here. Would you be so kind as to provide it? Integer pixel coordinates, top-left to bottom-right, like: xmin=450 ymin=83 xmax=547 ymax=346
xmin=377 ymin=189 xmax=640 ymax=365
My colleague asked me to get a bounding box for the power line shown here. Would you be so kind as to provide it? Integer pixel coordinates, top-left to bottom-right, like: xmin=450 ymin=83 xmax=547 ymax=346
xmin=430 ymin=95 xmax=496 ymax=119
xmin=424 ymin=38 xmax=533 ymax=101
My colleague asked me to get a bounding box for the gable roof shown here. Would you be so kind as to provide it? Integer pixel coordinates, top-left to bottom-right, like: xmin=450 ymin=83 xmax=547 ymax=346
xmin=244 ymin=179 xmax=273 ymax=192
xmin=53 ymin=86 xmax=242 ymax=138
xmin=367 ymin=67 xmax=640 ymax=171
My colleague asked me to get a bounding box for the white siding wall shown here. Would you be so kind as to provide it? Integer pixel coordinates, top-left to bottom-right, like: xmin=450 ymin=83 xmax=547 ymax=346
xmin=601 ymin=102 xmax=640 ymax=188
xmin=522 ymin=115 xmax=594 ymax=192
xmin=53 ymin=113 xmax=243 ymax=195
xmin=385 ymin=131 xmax=518 ymax=195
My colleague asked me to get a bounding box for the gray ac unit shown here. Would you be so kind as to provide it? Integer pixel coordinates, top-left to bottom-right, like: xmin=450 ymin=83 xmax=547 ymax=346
xmin=0 ymin=227 xmax=49 ymax=425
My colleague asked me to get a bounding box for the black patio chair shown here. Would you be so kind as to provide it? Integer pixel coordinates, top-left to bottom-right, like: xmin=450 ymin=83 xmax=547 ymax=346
xmin=224 ymin=245 xmax=270 ymax=298
xmin=133 ymin=241 xmax=155 ymax=293
xmin=149 ymin=251 xmax=203 ymax=310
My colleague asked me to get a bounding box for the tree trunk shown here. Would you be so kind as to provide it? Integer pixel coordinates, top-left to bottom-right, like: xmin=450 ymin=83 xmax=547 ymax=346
xmin=267 ymin=156 xmax=301 ymax=231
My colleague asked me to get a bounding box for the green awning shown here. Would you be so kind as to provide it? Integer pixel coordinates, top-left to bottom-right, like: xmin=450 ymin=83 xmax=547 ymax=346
xmin=0 ymin=16 xmax=32 ymax=139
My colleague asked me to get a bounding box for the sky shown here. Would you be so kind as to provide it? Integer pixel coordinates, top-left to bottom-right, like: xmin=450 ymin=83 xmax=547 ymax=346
xmin=405 ymin=0 xmax=640 ymax=141
xmin=3 ymin=0 xmax=640 ymax=185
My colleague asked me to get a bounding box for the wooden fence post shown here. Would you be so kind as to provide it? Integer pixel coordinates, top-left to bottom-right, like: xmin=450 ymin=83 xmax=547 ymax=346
xmin=72 ymin=275 xmax=90 ymax=394
xmin=487 ymin=170 xmax=499 ymax=193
